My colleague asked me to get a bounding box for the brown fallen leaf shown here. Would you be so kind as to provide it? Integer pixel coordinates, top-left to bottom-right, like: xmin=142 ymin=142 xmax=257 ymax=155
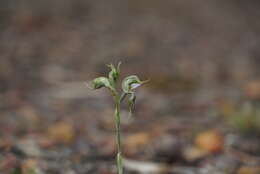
xmin=238 ymin=166 xmax=260 ymax=174
xmin=47 ymin=121 xmax=75 ymax=144
xmin=244 ymin=80 xmax=260 ymax=99
xmin=124 ymin=132 xmax=152 ymax=155
xmin=195 ymin=130 xmax=224 ymax=153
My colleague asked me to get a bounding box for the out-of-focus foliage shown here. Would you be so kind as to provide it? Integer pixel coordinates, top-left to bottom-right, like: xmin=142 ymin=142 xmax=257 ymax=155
xmin=228 ymin=103 xmax=260 ymax=134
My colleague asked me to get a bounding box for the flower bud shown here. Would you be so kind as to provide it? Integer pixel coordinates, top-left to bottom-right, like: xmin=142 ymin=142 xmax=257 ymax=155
xmin=122 ymin=75 xmax=147 ymax=93
xmin=108 ymin=62 xmax=121 ymax=84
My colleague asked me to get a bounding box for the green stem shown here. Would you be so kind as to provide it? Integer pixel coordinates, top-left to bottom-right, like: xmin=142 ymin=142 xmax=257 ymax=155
xmin=114 ymin=93 xmax=126 ymax=174
xmin=115 ymin=99 xmax=121 ymax=154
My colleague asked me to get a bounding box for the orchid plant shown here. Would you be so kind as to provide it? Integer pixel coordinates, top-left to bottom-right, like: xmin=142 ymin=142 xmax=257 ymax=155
xmin=88 ymin=62 xmax=148 ymax=174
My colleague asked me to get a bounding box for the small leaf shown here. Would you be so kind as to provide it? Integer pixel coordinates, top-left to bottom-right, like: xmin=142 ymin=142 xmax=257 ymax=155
xmin=89 ymin=77 xmax=113 ymax=90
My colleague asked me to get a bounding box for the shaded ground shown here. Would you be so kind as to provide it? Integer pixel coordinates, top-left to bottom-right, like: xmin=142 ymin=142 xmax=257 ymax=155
xmin=2 ymin=75 xmax=260 ymax=174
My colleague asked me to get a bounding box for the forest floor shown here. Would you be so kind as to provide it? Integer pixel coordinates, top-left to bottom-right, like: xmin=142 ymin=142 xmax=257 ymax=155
xmin=1 ymin=78 xmax=260 ymax=174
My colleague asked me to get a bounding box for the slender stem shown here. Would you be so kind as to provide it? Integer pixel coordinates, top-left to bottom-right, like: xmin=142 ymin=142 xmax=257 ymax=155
xmin=115 ymin=99 xmax=121 ymax=153
xmin=114 ymin=93 xmax=124 ymax=174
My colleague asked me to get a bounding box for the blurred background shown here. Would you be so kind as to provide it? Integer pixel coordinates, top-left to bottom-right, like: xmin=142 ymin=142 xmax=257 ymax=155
xmin=1 ymin=1 xmax=260 ymax=174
